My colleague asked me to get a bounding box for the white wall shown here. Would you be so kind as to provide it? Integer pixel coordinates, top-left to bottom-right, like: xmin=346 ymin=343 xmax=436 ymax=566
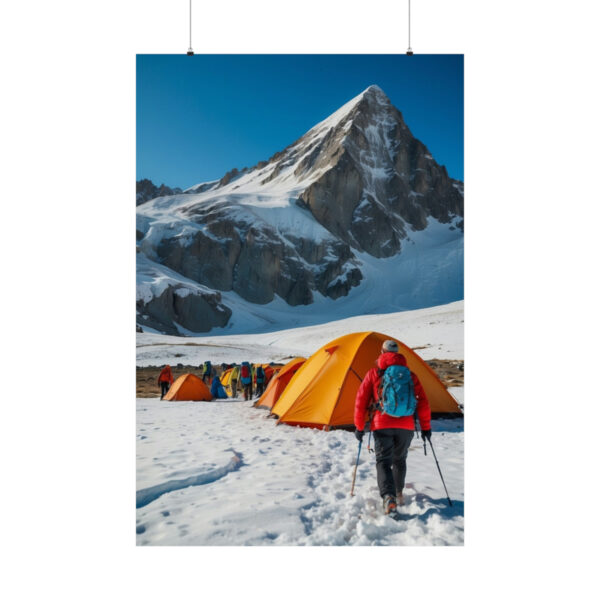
xmin=1 ymin=1 xmax=598 ymax=597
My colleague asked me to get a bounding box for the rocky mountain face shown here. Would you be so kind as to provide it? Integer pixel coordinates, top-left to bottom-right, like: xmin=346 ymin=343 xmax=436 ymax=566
xmin=135 ymin=283 xmax=231 ymax=336
xmin=136 ymin=179 xmax=182 ymax=206
xmin=281 ymin=86 xmax=463 ymax=257
xmin=136 ymin=85 xmax=463 ymax=334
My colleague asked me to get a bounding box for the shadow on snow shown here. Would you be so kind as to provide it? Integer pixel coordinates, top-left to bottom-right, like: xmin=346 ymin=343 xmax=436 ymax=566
xmin=395 ymin=493 xmax=464 ymax=522
xmin=136 ymin=450 xmax=243 ymax=509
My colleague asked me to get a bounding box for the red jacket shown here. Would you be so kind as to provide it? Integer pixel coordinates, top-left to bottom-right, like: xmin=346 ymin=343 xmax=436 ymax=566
xmin=354 ymin=352 xmax=431 ymax=432
xmin=158 ymin=365 xmax=174 ymax=385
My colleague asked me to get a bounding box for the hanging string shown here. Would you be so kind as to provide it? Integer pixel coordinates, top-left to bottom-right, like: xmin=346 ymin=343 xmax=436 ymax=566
xmin=407 ymin=0 xmax=414 ymax=55
xmin=187 ymin=0 xmax=194 ymax=55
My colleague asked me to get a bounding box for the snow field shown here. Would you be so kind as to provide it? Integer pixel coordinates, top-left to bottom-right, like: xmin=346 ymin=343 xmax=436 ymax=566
xmin=136 ymin=300 xmax=464 ymax=366
xmin=136 ymin=395 xmax=464 ymax=546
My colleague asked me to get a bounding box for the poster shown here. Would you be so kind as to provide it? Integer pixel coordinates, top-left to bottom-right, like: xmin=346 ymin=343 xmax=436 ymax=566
xmin=136 ymin=54 xmax=464 ymax=545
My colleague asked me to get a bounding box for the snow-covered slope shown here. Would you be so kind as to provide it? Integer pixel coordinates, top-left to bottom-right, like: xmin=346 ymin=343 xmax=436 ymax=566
xmin=136 ymin=85 xmax=463 ymax=335
xmin=137 ymin=300 xmax=464 ymax=365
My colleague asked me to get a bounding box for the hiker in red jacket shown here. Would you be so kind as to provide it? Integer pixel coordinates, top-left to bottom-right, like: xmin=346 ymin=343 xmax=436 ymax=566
xmin=158 ymin=365 xmax=174 ymax=399
xmin=354 ymin=340 xmax=431 ymax=515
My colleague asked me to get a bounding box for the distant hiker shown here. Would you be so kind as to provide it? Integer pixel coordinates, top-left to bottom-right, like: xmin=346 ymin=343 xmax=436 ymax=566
xmin=158 ymin=364 xmax=174 ymax=399
xmin=240 ymin=361 xmax=253 ymax=401
xmin=230 ymin=363 xmax=240 ymax=398
xmin=255 ymin=365 xmax=266 ymax=396
xmin=354 ymin=339 xmax=431 ymax=515
xmin=202 ymin=360 xmax=212 ymax=384
xmin=210 ymin=376 xmax=228 ymax=400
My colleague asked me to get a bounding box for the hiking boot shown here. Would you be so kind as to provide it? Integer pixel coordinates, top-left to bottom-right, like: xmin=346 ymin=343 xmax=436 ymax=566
xmin=383 ymin=494 xmax=397 ymax=515
xmin=396 ymin=492 xmax=405 ymax=506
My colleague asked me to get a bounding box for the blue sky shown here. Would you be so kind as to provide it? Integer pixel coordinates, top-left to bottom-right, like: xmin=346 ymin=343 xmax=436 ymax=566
xmin=137 ymin=54 xmax=463 ymax=190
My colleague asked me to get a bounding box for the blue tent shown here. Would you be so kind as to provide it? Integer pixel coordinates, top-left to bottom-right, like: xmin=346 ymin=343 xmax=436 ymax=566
xmin=210 ymin=377 xmax=228 ymax=399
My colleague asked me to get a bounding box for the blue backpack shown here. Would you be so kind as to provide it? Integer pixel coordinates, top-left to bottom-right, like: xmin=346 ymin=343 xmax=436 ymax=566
xmin=255 ymin=366 xmax=265 ymax=382
xmin=376 ymin=365 xmax=417 ymax=417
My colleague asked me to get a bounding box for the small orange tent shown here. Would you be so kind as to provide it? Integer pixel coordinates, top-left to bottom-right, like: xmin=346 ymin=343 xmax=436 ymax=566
xmin=255 ymin=357 xmax=306 ymax=410
xmin=271 ymin=332 xmax=461 ymax=429
xmin=163 ymin=373 xmax=212 ymax=402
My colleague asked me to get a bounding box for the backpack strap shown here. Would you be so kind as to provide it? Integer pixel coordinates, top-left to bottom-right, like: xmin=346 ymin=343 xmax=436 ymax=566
xmin=374 ymin=368 xmax=386 ymax=413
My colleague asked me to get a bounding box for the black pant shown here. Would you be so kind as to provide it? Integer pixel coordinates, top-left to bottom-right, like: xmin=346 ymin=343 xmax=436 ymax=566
xmin=373 ymin=428 xmax=414 ymax=498
xmin=231 ymin=378 xmax=238 ymax=398
xmin=243 ymin=382 xmax=253 ymax=400
xmin=160 ymin=381 xmax=170 ymax=399
xmin=256 ymin=381 xmax=265 ymax=396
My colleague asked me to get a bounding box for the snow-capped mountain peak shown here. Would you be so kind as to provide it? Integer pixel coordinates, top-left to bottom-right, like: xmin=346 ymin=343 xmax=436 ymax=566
xmin=137 ymin=85 xmax=463 ymax=335
xmin=304 ymin=84 xmax=389 ymax=136
xmin=196 ymin=85 xmax=400 ymax=196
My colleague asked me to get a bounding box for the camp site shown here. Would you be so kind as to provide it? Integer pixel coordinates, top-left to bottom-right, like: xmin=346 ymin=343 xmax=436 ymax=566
xmin=136 ymin=301 xmax=464 ymax=545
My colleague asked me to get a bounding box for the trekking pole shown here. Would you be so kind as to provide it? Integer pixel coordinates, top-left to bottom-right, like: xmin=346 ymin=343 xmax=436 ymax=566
xmin=350 ymin=440 xmax=362 ymax=497
xmin=427 ymin=438 xmax=452 ymax=506
xmin=415 ymin=416 xmax=426 ymax=454
xmin=367 ymin=430 xmax=374 ymax=453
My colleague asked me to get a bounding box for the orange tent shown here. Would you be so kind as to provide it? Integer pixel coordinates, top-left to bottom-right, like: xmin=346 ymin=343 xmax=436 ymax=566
xmin=163 ymin=373 xmax=212 ymax=402
xmin=271 ymin=332 xmax=461 ymax=429
xmin=254 ymin=357 xmax=306 ymax=410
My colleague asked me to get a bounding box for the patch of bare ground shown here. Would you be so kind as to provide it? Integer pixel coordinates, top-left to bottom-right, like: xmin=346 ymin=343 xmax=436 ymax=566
xmin=425 ymin=359 xmax=464 ymax=387
xmin=137 ymin=359 xmax=463 ymax=397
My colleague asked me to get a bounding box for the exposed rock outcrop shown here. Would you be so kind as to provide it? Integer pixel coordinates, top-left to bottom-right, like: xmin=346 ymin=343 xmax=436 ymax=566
xmin=136 ymin=285 xmax=231 ymax=335
xmin=136 ymin=179 xmax=182 ymax=206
